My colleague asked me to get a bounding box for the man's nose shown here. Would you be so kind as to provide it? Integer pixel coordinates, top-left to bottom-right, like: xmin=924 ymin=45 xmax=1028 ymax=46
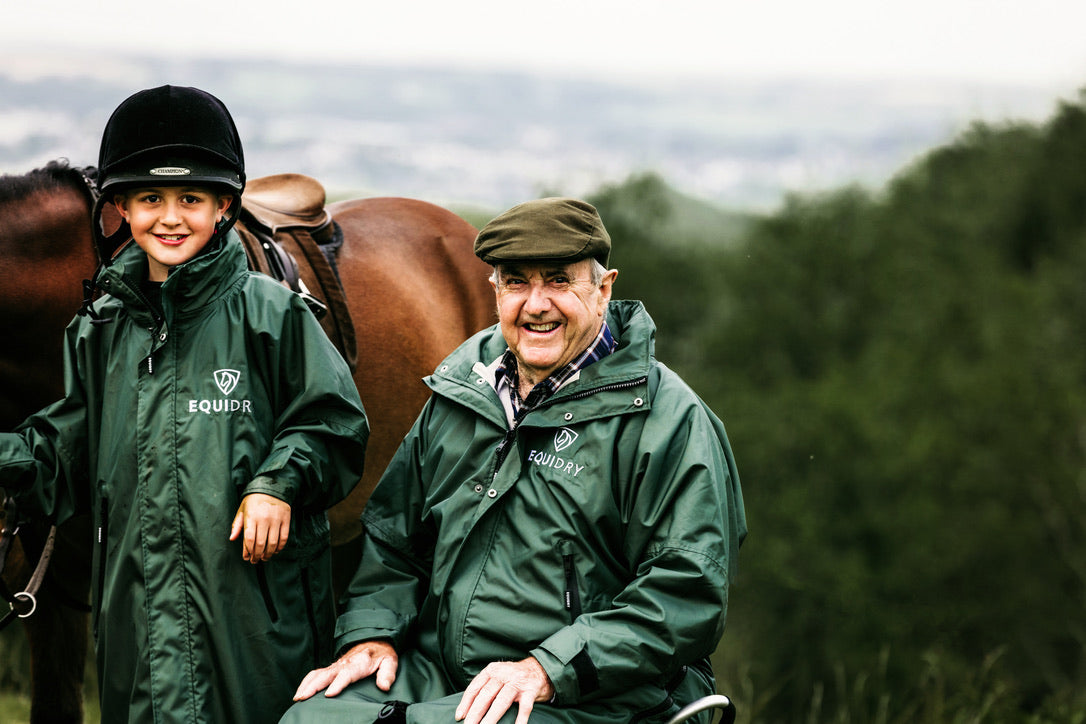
xmin=524 ymin=282 xmax=551 ymax=313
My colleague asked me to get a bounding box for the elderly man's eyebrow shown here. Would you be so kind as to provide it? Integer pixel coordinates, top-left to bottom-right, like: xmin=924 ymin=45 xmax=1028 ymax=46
xmin=500 ymin=264 xmax=574 ymax=278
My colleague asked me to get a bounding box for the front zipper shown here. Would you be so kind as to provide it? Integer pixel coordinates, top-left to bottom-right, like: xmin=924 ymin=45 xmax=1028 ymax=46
xmin=112 ymin=274 xmax=165 ymax=375
xmin=145 ymin=320 xmax=166 ymax=376
xmin=146 ymin=325 xmax=168 ymax=375
xmin=92 ymin=496 xmax=108 ymax=638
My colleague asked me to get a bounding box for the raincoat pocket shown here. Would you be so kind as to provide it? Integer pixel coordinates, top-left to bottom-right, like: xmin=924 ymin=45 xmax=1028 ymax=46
xmin=255 ymin=563 xmax=280 ymax=623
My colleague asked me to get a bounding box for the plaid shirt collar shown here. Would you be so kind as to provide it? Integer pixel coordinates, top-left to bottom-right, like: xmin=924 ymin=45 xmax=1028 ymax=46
xmin=496 ymin=321 xmax=616 ymax=418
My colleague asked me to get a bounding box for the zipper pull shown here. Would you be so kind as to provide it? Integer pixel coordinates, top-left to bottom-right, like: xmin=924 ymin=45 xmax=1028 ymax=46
xmin=146 ymin=324 xmax=165 ymax=375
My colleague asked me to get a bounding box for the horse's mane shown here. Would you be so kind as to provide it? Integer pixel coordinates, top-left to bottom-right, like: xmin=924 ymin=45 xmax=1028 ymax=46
xmin=0 ymin=159 xmax=96 ymax=204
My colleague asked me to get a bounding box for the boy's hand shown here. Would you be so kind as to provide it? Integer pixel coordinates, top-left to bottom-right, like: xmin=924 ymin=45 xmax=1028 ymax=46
xmin=230 ymin=493 xmax=291 ymax=563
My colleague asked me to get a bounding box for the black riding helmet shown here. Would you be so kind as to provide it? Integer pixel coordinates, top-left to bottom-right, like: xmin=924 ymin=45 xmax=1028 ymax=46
xmin=92 ymin=85 xmax=246 ymax=262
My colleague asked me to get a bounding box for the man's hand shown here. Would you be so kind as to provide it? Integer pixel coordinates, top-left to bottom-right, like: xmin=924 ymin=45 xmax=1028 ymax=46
xmin=292 ymin=640 xmax=399 ymax=701
xmin=229 ymin=493 xmax=290 ymax=563
xmin=455 ymin=657 xmax=554 ymax=724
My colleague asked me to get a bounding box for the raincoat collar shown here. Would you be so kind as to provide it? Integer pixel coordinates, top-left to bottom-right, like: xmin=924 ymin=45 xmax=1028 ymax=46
xmin=430 ymin=299 xmax=655 ymax=423
xmin=100 ymin=230 xmax=248 ymax=317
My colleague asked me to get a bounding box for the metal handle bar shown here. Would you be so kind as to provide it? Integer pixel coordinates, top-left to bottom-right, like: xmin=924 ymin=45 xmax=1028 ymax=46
xmin=665 ymin=694 xmax=736 ymax=724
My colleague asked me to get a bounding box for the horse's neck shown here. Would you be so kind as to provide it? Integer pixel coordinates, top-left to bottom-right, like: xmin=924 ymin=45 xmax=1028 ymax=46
xmin=3 ymin=188 xmax=93 ymax=257
xmin=0 ymin=187 xmax=97 ymax=337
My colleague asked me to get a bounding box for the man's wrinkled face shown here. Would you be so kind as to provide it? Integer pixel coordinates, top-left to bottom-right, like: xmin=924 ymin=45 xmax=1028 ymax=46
xmin=493 ymin=259 xmax=617 ymax=392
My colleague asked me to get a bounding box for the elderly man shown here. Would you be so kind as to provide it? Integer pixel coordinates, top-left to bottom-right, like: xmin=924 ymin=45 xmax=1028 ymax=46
xmin=282 ymin=197 xmax=746 ymax=724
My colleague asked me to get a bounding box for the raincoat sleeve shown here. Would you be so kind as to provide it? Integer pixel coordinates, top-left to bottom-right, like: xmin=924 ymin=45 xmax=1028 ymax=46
xmin=0 ymin=319 xmax=92 ymax=524
xmin=530 ymin=371 xmax=747 ymax=704
xmin=241 ymin=297 xmax=369 ymax=512
xmin=332 ymin=408 xmax=436 ymax=655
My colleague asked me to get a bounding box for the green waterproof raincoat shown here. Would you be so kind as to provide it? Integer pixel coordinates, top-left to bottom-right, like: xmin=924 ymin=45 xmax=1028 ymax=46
xmin=282 ymin=299 xmax=746 ymax=724
xmin=0 ymin=232 xmax=369 ymax=723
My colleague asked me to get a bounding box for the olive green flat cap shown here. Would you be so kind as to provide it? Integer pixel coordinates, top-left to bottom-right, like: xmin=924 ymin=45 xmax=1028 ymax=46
xmin=474 ymin=197 xmax=611 ymax=267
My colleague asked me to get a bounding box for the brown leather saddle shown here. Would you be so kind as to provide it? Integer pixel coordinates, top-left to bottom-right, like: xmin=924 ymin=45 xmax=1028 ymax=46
xmin=235 ymin=174 xmax=357 ymax=372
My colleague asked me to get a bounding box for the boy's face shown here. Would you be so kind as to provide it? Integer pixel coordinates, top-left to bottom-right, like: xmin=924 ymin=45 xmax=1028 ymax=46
xmin=113 ymin=186 xmax=233 ymax=282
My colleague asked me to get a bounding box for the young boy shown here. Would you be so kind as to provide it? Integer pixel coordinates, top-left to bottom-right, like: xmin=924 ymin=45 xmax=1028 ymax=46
xmin=0 ymin=85 xmax=369 ymax=722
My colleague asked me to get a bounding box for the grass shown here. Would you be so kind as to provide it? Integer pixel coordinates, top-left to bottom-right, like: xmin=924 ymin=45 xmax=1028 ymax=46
xmin=0 ymin=693 xmax=30 ymax=722
xmin=0 ymin=621 xmax=100 ymax=724
xmin=0 ymin=691 xmax=100 ymax=724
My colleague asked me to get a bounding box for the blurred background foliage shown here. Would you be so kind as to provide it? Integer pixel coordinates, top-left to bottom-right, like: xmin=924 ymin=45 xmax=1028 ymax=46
xmin=587 ymin=90 xmax=1086 ymax=722
xmin=4 ymin=91 xmax=1086 ymax=723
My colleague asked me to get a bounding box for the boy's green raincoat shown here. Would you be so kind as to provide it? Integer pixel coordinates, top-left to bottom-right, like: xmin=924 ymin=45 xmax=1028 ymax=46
xmin=0 ymin=232 xmax=369 ymax=723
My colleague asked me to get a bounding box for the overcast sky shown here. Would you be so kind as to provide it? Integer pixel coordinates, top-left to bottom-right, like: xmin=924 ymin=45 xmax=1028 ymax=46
xmin=3 ymin=0 xmax=1085 ymax=90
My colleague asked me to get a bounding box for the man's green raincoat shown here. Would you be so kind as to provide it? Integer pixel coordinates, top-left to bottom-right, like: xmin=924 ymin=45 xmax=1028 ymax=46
xmin=0 ymin=232 xmax=369 ymax=723
xmin=282 ymin=299 xmax=746 ymax=724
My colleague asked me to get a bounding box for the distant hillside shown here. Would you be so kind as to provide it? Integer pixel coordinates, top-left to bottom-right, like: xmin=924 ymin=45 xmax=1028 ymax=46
xmin=459 ymin=173 xmax=755 ymax=249
xmin=0 ymin=50 xmax=1067 ymax=212
xmin=657 ymin=179 xmax=757 ymax=246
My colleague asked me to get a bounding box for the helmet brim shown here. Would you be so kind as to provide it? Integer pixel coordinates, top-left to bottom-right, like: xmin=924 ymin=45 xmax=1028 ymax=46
xmin=100 ymin=148 xmax=244 ymax=196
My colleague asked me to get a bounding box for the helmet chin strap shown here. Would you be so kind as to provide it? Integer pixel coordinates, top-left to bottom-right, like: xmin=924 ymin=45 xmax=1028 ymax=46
xmin=89 ymin=193 xmax=130 ymax=266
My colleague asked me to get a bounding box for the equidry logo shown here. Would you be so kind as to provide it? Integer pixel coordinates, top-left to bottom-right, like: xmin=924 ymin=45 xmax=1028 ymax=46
xmin=554 ymin=427 xmax=578 ymax=452
xmin=214 ymin=369 xmax=240 ymax=396
xmin=528 ymin=427 xmax=585 ymax=478
xmin=188 ymin=369 xmax=252 ymax=415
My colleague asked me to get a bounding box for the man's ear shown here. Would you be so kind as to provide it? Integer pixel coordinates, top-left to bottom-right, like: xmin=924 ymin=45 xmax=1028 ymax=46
xmin=598 ymin=269 xmax=618 ymax=312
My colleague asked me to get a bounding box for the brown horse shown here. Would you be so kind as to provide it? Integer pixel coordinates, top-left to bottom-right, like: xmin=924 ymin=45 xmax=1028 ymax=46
xmin=0 ymin=161 xmax=496 ymax=723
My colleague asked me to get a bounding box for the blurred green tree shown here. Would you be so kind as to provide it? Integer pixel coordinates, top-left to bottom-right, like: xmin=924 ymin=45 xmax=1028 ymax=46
xmin=584 ymin=91 xmax=1086 ymax=722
